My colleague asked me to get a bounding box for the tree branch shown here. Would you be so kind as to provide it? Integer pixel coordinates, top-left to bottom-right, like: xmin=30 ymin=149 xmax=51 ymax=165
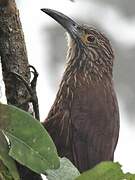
xmin=0 ymin=0 xmax=30 ymax=110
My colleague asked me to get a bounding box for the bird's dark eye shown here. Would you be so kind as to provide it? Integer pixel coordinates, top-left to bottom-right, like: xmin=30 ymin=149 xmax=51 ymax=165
xmin=87 ymin=36 xmax=96 ymax=42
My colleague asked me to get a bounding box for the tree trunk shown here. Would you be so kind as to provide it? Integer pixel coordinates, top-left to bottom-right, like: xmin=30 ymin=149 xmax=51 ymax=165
xmin=0 ymin=0 xmax=42 ymax=179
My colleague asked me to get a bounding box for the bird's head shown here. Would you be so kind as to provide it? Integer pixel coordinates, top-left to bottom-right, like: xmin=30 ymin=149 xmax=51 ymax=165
xmin=41 ymin=9 xmax=114 ymax=78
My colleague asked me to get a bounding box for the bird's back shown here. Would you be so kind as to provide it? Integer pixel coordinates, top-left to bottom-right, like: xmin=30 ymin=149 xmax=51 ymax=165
xmin=70 ymin=77 xmax=119 ymax=171
xmin=44 ymin=76 xmax=119 ymax=172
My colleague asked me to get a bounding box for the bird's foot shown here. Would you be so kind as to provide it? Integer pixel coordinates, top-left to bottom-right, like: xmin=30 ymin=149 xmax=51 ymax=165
xmin=10 ymin=65 xmax=40 ymax=120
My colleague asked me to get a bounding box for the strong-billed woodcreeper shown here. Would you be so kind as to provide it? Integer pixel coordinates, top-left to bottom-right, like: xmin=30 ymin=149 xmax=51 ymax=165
xmin=41 ymin=9 xmax=120 ymax=172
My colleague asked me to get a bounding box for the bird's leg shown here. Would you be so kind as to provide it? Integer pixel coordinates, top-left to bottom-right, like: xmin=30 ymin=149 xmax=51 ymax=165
xmin=28 ymin=65 xmax=40 ymax=120
xmin=10 ymin=65 xmax=40 ymax=120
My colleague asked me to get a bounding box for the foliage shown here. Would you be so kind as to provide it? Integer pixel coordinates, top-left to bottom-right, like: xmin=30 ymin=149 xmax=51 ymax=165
xmin=46 ymin=157 xmax=80 ymax=180
xmin=0 ymin=103 xmax=135 ymax=180
xmin=0 ymin=132 xmax=19 ymax=180
xmin=0 ymin=103 xmax=60 ymax=178
xmin=76 ymin=161 xmax=135 ymax=180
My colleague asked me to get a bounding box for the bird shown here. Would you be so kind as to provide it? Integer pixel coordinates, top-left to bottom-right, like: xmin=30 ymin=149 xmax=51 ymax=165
xmin=41 ymin=9 xmax=120 ymax=173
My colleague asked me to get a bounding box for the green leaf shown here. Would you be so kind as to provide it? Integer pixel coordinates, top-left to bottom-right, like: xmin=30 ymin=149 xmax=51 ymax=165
xmin=76 ymin=161 xmax=135 ymax=180
xmin=46 ymin=157 xmax=80 ymax=180
xmin=0 ymin=131 xmax=20 ymax=180
xmin=0 ymin=104 xmax=60 ymax=174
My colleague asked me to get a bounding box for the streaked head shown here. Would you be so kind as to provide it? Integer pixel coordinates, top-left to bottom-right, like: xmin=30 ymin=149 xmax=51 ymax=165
xmin=41 ymin=9 xmax=114 ymax=78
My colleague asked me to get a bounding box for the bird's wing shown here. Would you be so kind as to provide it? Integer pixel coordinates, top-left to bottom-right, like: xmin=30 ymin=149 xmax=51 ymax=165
xmin=43 ymin=103 xmax=73 ymax=159
xmin=71 ymin=82 xmax=119 ymax=172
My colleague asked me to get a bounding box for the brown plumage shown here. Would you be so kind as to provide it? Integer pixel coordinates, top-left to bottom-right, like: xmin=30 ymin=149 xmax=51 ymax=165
xmin=41 ymin=9 xmax=119 ymax=172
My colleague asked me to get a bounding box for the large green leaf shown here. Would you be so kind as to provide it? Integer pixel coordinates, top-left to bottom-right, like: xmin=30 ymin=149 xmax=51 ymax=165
xmin=46 ymin=157 xmax=80 ymax=180
xmin=0 ymin=104 xmax=60 ymax=174
xmin=0 ymin=131 xmax=20 ymax=180
xmin=76 ymin=161 xmax=135 ymax=180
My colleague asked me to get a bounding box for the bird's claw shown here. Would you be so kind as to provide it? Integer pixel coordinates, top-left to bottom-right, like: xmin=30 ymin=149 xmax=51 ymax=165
xmin=10 ymin=65 xmax=40 ymax=120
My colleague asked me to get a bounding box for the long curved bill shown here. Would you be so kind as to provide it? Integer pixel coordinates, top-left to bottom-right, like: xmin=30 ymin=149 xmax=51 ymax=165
xmin=41 ymin=8 xmax=80 ymax=39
